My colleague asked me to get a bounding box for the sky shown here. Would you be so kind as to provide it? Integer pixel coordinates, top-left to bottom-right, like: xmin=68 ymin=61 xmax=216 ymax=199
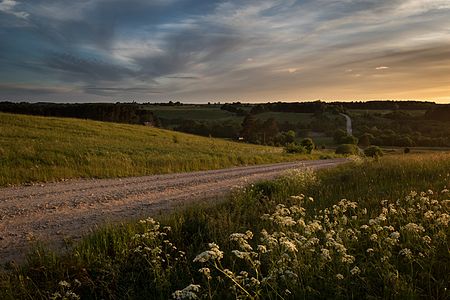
xmin=0 ymin=0 xmax=449 ymax=103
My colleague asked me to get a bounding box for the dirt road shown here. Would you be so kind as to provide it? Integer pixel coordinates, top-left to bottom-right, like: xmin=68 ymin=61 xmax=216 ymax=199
xmin=0 ymin=158 xmax=347 ymax=263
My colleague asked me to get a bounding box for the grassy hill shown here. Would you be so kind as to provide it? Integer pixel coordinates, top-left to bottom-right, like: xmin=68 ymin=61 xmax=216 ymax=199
xmin=0 ymin=112 xmax=329 ymax=186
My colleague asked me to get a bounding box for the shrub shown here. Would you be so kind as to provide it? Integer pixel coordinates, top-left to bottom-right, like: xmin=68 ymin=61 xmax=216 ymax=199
xmin=300 ymin=138 xmax=315 ymax=154
xmin=404 ymin=147 xmax=411 ymax=154
xmin=340 ymin=135 xmax=359 ymax=145
xmin=335 ymin=144 xmax=360 ymax=155
xmin=364 ymin=146 xmax=383 ymax=158
xmin=284 ymin=142 xmax=306 ymax=154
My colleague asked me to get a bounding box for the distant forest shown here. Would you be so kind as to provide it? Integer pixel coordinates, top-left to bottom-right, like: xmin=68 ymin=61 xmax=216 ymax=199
xmin=1 ymin=100 xmax=449 ymax=147
xmin=0 ymin=102 xmax=158 ymax=125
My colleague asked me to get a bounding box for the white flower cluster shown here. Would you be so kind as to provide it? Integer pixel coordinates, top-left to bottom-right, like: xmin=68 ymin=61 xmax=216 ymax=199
xmin=179 ymin=189 xmax=449 ymax=298
xmin=50 ymin=280 xmax=81 ymax=300
xmin=172 ymin=284 xmax=200 ymax=300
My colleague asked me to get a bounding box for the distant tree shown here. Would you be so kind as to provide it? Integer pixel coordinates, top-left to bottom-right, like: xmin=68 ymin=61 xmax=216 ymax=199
xmin=262 ymin=118 xmax=279 ymax=144
xmin=397 ymin=136 xmax=414 ymax=147
xmin=358 ymin=133 xmax=374 ymax=148
xmin=300 ymin=138 xmax=315 ymax=154
xmin=333 ymin=129 xmax=347 ymax=143
xmin=240 ymin=114 xmax=258 ymax=142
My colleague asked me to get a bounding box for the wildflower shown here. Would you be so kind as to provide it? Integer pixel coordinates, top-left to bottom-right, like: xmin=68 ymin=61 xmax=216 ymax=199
xmin=399 ymin=248 xmax=413 ymax=260
xmin=307 ymin=220 xmax=322 ymax=232
xmin=436 ymin=213 xmax=449 ymax=226
xmin=58 ymin=281 xmax=70 ymax=288
xmin=230 ymin=231 xmax=253 ymax=251
xmin=193 ymin=243 xmax=223 ymax=263
xmin=280 ymin=237 xmax=298 ymax=253
xmin=424 ymin=210 xmax=434 ymax=219
xmin=350 ymin=266 xmax=361 ymax=275
xmin=336 ymin=274 xmax=344 ymax=280
xmin=341 ymin=254 xmax=355 ymax=264
xmin=320 ymin=248 xmax=332 ymax=261
xmin=232 ymin=250 xmax=252 ymax=260
xmin=199 ymin=268 xmax=211 ymax=280
xmin=257 ymin=245 xmax=268 ymax=253
xmin=422 ymin=235 xmax=432 ymax=244
xmin=172 ymin=284 xmax=200 ymax=300
xmin=366 ymin=248 xmax=374 ymax=255
xmin=360 ymin=225 xmax=369 ymax=230
xmin=441 ymin=188 xmax=449 ymax=194
xmin=390 ymin=231 xmax=400 ymax=239
xmin=402 ymin=223 xmax=425 ymax=233
xmin=370 ymin=234 xmax=378 ymax=241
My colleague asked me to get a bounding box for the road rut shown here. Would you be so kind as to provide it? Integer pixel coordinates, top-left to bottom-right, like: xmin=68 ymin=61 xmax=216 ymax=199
xmin=0 ymin=158 xmax=347 ymax=263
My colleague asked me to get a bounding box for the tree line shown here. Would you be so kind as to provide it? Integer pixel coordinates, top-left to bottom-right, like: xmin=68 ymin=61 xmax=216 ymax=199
xmin=0 ymin=102 xmax=158 ymax=125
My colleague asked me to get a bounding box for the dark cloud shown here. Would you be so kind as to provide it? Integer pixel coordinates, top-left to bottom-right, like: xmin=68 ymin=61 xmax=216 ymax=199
xmin=45 ymin=52 xmax=135 ymax=82
xmin=0 ymin=84 xmax=69 ymax=95
xmin=83 ymin=86 xmax=161 ymax=96
xmin=134 ymin=26 xmax=242 ymax=79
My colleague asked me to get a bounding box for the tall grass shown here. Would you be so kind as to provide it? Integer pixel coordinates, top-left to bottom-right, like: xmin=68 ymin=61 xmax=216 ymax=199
xmin=1 ymin=153 xmax=449 ymax=299
xmin=0 ymin=113 xmax=330 ymax=186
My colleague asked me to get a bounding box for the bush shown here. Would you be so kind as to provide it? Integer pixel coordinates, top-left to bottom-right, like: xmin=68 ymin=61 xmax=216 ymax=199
xmin=340 ymin=135 xmax=359 ymax=145
xmin=300 ymin=138 xmax=314 ymax=154
xmin=284 ymin=142 xmax=306 ymax=154
xmin=404 ymin=147 xmax=411 ymax=154
xmin=335 ymin=144 xmax=360 ymax=155
xmin=364 ymin=146 xmax=383 ymax=158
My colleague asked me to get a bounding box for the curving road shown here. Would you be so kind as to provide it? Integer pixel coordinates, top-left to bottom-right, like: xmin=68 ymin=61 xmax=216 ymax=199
xmin=340 ymin=113 xmax=353 ymax=136
xmin=0 ymin=158 xmax=348 ymax=263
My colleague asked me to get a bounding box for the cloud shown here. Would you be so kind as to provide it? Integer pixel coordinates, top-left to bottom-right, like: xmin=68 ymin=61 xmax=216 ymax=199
xmin=0 ymin=83 xmax=71 ymax=95
xmin=1 ymin=0 xmax=450 ymax=102
xmin=0 ymin=0 xmax=29 ymax=19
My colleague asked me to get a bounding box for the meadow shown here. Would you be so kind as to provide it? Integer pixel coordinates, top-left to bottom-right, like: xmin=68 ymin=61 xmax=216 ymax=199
xmin=1 ymin=152 xmax=448 ymax=299
xmin=0 ymin=112 xmax=329 ymax=187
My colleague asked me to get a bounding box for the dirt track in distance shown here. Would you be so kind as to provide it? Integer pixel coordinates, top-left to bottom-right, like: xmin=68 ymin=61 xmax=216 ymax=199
xmin=0 ymin=158 xmax=347 ymax=263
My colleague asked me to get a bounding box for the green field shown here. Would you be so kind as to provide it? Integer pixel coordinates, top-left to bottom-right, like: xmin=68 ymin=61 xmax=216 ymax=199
xmin=145 ymin=105 xmax=238 ymax=121
xmin=348 ymin=109 xmax=427 ymax=117
xmin=0 ymin=112 xmax=332 ymax=186
xmin=1 ymin=152 xmax=449 ymax=299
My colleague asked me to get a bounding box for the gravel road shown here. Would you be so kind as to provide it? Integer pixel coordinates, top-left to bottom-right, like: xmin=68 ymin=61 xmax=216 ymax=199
xmin=0 ymin=158 xmax=347 ymax=263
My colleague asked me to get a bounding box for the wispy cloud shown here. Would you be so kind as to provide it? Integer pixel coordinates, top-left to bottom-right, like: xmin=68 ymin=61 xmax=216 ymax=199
xmin=0 ymin=0 xmax=28 ymax=19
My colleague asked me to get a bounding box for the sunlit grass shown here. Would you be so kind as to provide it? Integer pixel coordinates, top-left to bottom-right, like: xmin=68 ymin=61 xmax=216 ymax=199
xmin=0 ymin=112 xmax=332 ymax=186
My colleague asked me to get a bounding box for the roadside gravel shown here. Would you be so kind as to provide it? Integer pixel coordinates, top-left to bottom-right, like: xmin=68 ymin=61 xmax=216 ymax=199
xmin=0 ymin=158 xmax=347 ymax=263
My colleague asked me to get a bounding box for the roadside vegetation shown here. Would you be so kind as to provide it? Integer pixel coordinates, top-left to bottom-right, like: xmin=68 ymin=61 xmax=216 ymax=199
xmin=0 ymin=113 xmax=333 ymax=187
xmin=1 ymin=152 xmax=448 ymax=299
